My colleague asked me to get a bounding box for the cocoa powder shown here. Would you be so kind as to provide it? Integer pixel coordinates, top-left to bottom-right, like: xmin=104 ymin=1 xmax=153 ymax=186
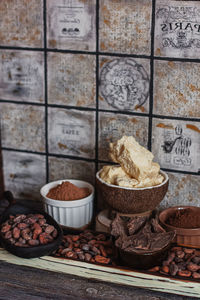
xmin=166 ymin=209 xmax=200 ymax=229
xmin=46 ymin=181 xmax=90 ymax=201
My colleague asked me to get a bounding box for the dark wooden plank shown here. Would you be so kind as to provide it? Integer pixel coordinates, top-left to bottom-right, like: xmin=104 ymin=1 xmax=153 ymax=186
xmin=0 ymin=261 xmax=197 ymax=300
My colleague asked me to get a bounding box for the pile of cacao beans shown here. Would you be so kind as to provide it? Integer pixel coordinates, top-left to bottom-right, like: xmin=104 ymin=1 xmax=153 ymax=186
xmin=149 ymin=246 xmax=200 ymax=279
xmin=0 ymin=214 xmax=58 ymax=247
xmin=53 ymin=230 xmax=116 ymax=265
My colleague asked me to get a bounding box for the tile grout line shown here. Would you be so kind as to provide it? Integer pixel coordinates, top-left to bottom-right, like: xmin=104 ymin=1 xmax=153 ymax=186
xmin=43 ymin=0 xmax=49 ymax=183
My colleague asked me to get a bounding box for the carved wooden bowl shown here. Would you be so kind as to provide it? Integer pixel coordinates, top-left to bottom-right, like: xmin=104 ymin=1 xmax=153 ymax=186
xmin=96 ymin=169 xmax=169 ymax=214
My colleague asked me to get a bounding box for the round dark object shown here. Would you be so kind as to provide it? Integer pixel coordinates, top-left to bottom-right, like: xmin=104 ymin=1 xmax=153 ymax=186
xmin=0 ymin=203 xmax=63 ymax=259
xmin=96 ymin=169 xmax=169 ymax=214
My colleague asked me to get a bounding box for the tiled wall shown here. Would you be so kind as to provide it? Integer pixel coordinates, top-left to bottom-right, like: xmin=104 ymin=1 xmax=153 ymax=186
xmin=0 ymin=0 xmax=199 ymax=209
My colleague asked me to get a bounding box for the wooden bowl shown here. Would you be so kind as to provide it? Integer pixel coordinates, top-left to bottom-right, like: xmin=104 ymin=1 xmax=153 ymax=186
xmin=0 ymin=203 xmax=63 ymax=258
xmin=117 ymin=231 xmax=175 ymax=270
xmin=159 ymin=206 xmax=200 ymax=248
xmin=96 ymin=169 xmax=169 ymax=214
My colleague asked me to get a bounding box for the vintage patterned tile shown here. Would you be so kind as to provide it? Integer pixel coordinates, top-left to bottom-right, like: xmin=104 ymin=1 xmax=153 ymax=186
xmin=152 ymin=118 xmax=200 ymax=173
xmin=48 ymin=53 xmax=96 ymax=107
xmin=99 ymin=0 xmax=152 ymax=55
xmin=0 ymin=50 xmax=44 ymax=103
xmin=2 ymin=150 xmax=46 ymax=201
xmin=99 ymin=56 xmax=150 ymax=113
xmin=0 ymin=103 xmax=45 ymax=152
xmin=153 ymin=60 xmax=200 ymax=118
xmin=98 ymin=112 xmax=149 ymax=161
xmin=48 ymin=107 xmax=96 ymax=158
xmin=49 ymin=156 xmax=95 ymax=184
xmin=155 ymin=0 xmax=200 ymax=59
xmin=47 ymin=0 xmax=96 ymax=51
xmin=0 ymin=0 xmax=43 ymax=47
xmin=159 ymin=172 xmax=200 ymax=209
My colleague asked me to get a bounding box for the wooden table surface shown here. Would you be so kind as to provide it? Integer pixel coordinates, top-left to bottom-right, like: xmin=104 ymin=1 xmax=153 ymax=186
xmin=0 ymin=198 xmax=198 ymax=300
xmin=0 ymin=260 xmax=198 ymax=300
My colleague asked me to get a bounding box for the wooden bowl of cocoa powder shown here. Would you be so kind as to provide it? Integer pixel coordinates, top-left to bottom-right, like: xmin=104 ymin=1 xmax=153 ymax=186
xmin=159 ymin=206 xmax=200 ymax=248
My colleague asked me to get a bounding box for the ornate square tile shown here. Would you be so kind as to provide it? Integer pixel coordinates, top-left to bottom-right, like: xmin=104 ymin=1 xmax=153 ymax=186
xmin=153 ymin=60 xmax=200 ymax=118
xmin=49 ymin=156 xmax=95 ymax=184
xmin=159 ymin=172 xmax=200 ymax=209
xmin=155 ymin=0 xmax=200 ymax=58
xmin=48 ymin=107 xmax=96 ymax=158
xmin=99 ymin=0 xmax=152 ymax=55
xmin=99 ymin=56 xmax=150 ymax=113
xmin=47 ymin=0 xmax=96 ymax=51
xmin=48 ymin=52 xmax=96 ymax=107
xmin=0 ymin=50 xmax=44 ymax=103
xmin=98 ymin=111 xmax=149 ymax=161
xmin=0 ymin=0 xmax=43 ymax=47
xmin=2 ymin=150 xmax=46 ymax=201
xmin=0 ymin=103 xmax=45 ymax=152
xmin=152 ymin=118 xmax=200 ymax=173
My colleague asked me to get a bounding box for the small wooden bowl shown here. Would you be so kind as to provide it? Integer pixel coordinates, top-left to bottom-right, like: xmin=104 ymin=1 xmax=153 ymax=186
xmin=117 ymin=231 xmax=176 ymax=270
xmin=159 ymin=206 xmax=200 ymax=248
xmin=96 ymin=169 xmax=169 ymax=214
xmin=0 ymin=203 xmax=63 ymax=258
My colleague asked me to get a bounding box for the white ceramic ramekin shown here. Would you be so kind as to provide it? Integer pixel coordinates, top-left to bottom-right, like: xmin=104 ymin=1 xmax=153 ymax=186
xmin=40 ymin=179 xmax=94 ymax=228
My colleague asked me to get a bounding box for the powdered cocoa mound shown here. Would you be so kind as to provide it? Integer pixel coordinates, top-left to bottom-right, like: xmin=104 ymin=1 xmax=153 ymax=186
xmin=47 ymin=181 xmax=90 ymax=201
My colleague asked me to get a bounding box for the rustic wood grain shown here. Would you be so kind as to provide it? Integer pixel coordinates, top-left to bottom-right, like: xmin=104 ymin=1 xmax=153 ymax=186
xmin=0 ymin=260 xmax=197 ymax=300
xmin=0 ymin=249 xmax=199 ymax=299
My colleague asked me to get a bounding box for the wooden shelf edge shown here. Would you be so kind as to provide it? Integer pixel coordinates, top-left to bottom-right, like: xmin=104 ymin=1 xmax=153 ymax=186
xmin=0 ymin=248 xmax=199 ymax=298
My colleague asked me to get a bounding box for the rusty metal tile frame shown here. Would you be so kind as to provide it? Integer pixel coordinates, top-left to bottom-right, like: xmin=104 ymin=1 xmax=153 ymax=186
xmin=0 ymin=0 xmax=199 ymax=197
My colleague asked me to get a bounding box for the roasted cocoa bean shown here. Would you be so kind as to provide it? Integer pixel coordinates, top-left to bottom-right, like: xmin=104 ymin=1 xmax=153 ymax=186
xmin=176 ymin=250 xmax=185 ymax=259
xmin=12 ymin=227 xmax=20 ymax=239
xmin=99 ymin=245 xmax=107 ymax=257
xmin=61 ymin=248 xmax=72 ymax=255
xmin=66 ymin=251 xmax=74 ymax=258
xmin=178 ymin=270 xmax=191 ymax=277
xmin=1 ymin=224 xmax=11 ymax=233
xmin=13 ymin=215 xmax=26 ymax=223
xmin=148 ymin=266 xmax=160 ymax=272
xmin=28 ymin=239 xmax=40 ymax=246
xmin=192 ymin=256 xmax=200 ymax=264
xmin=96 ymin=234 xmax=106 ymax=241
xmin=92 ymin=246 xmax=100 ymax=255
xmin=52 ymin=229 xmax=58 ymax=238
xmin=45 ymin=225 xmax=55 ymax=234
xmin=95 ymin=255 xmax=110 ymax=264
xmin=78 ymin=253 xmax=85 ymax=260
xmin=183 ymin=248 xmax=195 ymax=254
xmin=161 ymin=265 xmax=169 ymax=274
xmin=169 ymin=263 xmax=179 ymax=276
xmin=72 ymin=235 xmax=80 ymax=242
xmin=85 ymin=253 xmax=92 ymax=262
xmin=82 ymin=244 xmax=90 ymax=251
xmin=192 ymin=272 xmax=200 ymax=279
xmin=195 ymin=250 xmax=200 ymax=256
xmin=187 ymin=263 xmax=200 ymax=272
xmin=17 ymin=223 xmax=28 ymax=229
xmin=4 ymin=231 xmax=12 ymax=239
xmin=38 ymin=218 xmax=46 ymax=226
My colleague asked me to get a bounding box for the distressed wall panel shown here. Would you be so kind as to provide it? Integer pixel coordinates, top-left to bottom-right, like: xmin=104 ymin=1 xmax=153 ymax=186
xmin=99 ymin=112 xmax=149 ymax=161
xmin=48 ymin=108 xmax=96 ymax=158
xmin=48 ymin=53 xmax=96 ymax=107
xmin=0 ymin=103 xmax=45 ymax=152
xmin=49 ymin=156 xmax=95 ymax=184
xmin=2 ymin=151 xmax=46 ymax=201
xmin=153 ymin=60 xmax=200 ymax=118
xmin=159 ymin=173 xmax=200 ymax=209
xmin=152 ymin=119 xmax=200 ymax=173
xmin=47 ymin=0 xmax=96 ymax=51
xmin=0 ymin=0 xmax=43 ymax=47
xmin=99 ymin=56 xmax=150 ymax=113
xmin=99 ymin=0 xmax=152 ymax=55
xmin=155 ymin=0 xmax=200 ymax=59
xmin=0 ymin=51 xmax=44 ymax=103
